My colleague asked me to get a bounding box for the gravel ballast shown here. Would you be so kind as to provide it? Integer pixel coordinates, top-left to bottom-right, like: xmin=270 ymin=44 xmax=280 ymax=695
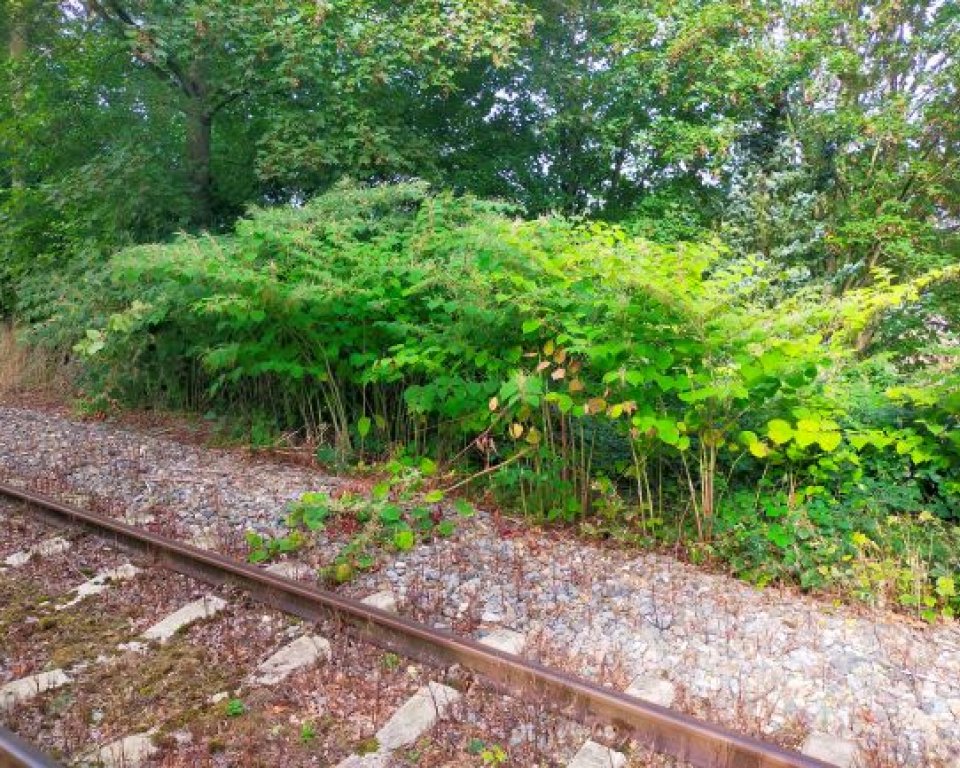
xmin=1 ymin=404 xmax=959 ymax=766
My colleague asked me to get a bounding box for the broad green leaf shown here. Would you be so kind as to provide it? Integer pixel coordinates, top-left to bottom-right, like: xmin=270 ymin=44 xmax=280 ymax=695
xmin=453 ymin=498 xmax=476 ymax=517
xmin=817 ymin=432 xmax=842 ymax=452
xmin=749 ymin=441 xmax=770 ymax=458
xmin=767 ymin=419 xmax=794 ymax=445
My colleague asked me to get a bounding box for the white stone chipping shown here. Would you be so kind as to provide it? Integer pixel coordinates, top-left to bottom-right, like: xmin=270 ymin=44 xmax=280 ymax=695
xmin=3 ymin=536 xmax=71 ymax=567
xmin=57 ymin=563 xmax=141 ymax=610
xmin=96 ymin=731 xmax=158 ymax=768
xmin=375 ymin=681 xmax=461 ymax=751
xmin=140 ymin=595 xmax=227 ymax=643
xmin=252 ymin=634 xmax=332 ymax=685
xmin=567 ymin=739 xmax=627 ymax=768
xmin=0 ymin=669 xmax=72 ymax=710
xmin=333 ymin=681 xmax=461 ymax=768
xmin=335 ymin=752 xmax=390 ymax=768
xmin=266 ymin=560 xmax=313 ymax=580
xmin=625 ymin=676 xmax=676 ymax=708
xmin=802 ymin=732 xmax=860 ymax=767
xmin=479 ymin=628 xmax=526 ymax=656
xmin=361 ymin=590 xmax=398 ymax=614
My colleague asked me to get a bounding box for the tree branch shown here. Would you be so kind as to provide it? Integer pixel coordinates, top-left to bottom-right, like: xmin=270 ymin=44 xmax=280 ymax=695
xmin=87 ymin=0 xmax=197 ymax=99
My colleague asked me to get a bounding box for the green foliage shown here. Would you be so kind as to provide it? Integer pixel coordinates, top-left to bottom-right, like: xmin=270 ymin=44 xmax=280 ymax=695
xmin=245 ymin=530 xmax=304 ymax=564
xmin=44 ymin=183 xmax=960 ymax=618
xmin=5 ymin=0 xmax=960 ymax=621
xmin=466 ymin=739 xmax=507 ymax=766
xmin=245 ymin=448 xmax=474 ymax=580
xmin=713 ymin=489 xmax=960 ymax=620
xmin=299 ymin=722 xmax=318 ymax=744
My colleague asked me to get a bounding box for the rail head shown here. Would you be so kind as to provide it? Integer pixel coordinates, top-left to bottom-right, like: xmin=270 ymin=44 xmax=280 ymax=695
xmin=0 ymin=479 xmax=837 ymax=768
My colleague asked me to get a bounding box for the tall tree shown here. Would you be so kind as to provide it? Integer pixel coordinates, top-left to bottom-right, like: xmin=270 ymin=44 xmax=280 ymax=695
xmin=723 ymin=0 xmax=960 ymax=289
xmin=85 ymin=0 xmax=533 ymax=227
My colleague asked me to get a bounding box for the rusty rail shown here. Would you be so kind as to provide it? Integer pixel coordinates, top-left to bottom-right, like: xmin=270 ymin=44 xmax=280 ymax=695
xmin=0 ymin=725 xmax=61 ymax=768
xmin=0 ymin=480 xmax=834 ymax=768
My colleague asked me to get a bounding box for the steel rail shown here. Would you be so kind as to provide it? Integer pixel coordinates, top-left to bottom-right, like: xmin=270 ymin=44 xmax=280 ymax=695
xmin=0 ymin=480 xmax=834 ymax=768
xmin=0 ymin=725 xmax=62 ymax=768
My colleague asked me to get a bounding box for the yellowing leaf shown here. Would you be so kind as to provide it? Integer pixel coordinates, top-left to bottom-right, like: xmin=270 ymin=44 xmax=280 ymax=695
xmin=509 ymin=422 xmax=524 ymax=439
xmin=543 ymin=340 xmax=555 ymax=356
xmin=794 ymin=430 xmax=817 ymax=449
xmin=488 ymin=396 xmax=499 ymax=411
xmin=817 ymin=431 xmax=842 ymax=452
xmin=767 ymin=419 xmax=794 ymax=445
xmin=936 ymin=576 xmax=956 ymax=598
xmin=749 ymin=441 xmax=770 ymax=458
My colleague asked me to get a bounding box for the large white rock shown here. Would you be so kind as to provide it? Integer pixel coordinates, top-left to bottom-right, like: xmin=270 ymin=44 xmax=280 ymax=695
xmin=253 ymin=634 xmax=331 ymax=685
xmin=802 ymin=732 xmax=860 ymax=767
xmin=361 ymin=590 xmax=398 ymax=614
xmin=4 ymin=536 xmax=71 ymax=567
xmin=625 ymin=676 xmax=676 ymax=708
xmin=141 ymin=595 xmax=227 ymax=643
xmin=376 ymin=681 xmax=461 ymax=751
xmin=97 ymin=731 xmax=158 ymax=768
xmin=334 ymin=681 xmax=461 ymax=767
xmin=58 ymin=564 xmax=141 ymax=610
xmin=0 ymin=669 xmax=72 ymax=710
xmin=266 ymin=560 xmax=313 ymax=580
xmin=479 ymin=628 xmax=526 ymax=656
xmin=567 ymin=740 xmax=627 ymax=768
xmin=336 ymin=753 xmax=390 ymax=768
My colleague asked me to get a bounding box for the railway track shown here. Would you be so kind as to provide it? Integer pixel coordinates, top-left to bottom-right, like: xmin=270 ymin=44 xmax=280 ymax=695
xmin=0 ymin=478 xmax=833 ymax=768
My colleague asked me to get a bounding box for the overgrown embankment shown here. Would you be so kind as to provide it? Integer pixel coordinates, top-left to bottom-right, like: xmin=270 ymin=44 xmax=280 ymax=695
xmin=14 ymin=182 xmax=960 ymax=618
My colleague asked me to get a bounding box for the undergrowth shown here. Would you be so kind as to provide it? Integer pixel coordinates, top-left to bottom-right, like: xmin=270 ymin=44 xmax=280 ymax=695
xmin=16 ymin=182 xmax=960 ymax=619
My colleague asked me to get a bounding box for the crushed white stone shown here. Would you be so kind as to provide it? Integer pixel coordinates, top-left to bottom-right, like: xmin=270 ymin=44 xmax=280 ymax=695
xmin=253 ymin=634 xmax=331 ymax=685
xmin=361 ymin=590 xmax=398 ymax=614
xmin=332 ymin=682 xmax=461 ymax=768
xmin=479 ymin=628 xmax=526 ymax=655
xmin=57 ymin=563 xmax=141 ymax=610
xmin=375 ymin=681 xmax=461 ymax=751
xmin=335 ymin=753 xmax=390 ymax=768
xmin=3 ymin=536 xmax=71 ymax=567
xmin=625 ymin=677 xmax=676 ymax=708
xmin=266 ymin=560 xmax=314 ymax=580
xmin=96 ymin=731 xmax=158 ymax=768
xmin=140 ymin=595 xmax=227 ymax=643
xmin=0 ymin=669 xmax=72 ymax=710
xmin=567 ymin=739 xmax=627 ymax=768
xmin=801 ymin=732 xmax=860 ymax=767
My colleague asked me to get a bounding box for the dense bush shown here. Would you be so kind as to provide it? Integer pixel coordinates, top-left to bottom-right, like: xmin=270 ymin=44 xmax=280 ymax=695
xmin=28 ymin=182 xmax=960 ymax=617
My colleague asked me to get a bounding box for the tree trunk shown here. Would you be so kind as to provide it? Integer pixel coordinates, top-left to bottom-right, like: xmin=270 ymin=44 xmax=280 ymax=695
xmin=185 ymin=99 xmax=213 ymax=227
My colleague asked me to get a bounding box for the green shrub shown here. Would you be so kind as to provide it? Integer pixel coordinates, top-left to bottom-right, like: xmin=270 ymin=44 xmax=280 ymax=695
xmin=31 ymin=181 xmax=959 ymax=615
